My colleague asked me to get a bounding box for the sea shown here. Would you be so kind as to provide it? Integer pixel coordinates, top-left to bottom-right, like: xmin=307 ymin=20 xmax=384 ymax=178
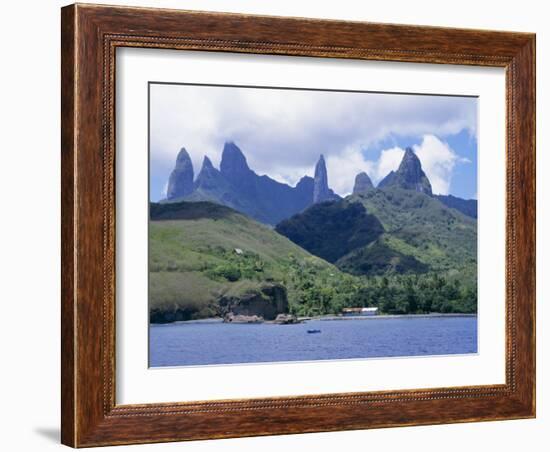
xmin=149 ymin=315 xmax=477 ymax=367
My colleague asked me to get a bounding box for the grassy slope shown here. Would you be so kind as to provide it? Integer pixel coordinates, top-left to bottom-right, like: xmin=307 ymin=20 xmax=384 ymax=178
xmin=149 ymin=201 xmax=339 ymax=317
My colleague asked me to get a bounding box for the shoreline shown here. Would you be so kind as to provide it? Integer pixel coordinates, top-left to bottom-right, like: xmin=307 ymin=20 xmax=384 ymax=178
xmin=313 ymin=313 xmax=476 ymax=321
xmin=152 ymin=312 xmax=477 ymax=326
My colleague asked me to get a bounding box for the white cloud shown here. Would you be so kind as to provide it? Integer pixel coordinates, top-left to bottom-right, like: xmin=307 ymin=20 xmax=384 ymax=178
xmin=414 ymin=135 xmax=465 ymax=195
xmin=326 ymin=145 xmax=375 ymax=195
xmin=150 ymin=84 xmax=476 ymax=196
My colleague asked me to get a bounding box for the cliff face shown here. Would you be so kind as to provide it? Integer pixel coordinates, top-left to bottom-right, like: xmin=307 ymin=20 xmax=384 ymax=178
xmin=166 ymin=147 xmax=194 ymax=200
xmin=219 ymin=141 xmax=256 ymax=192
xmin=312 ymin=154 xmax=340 ymax=203
xmin=313 ymin=154 xmax=330 ymax=203
xmin=219 ymin=283 xmax=288 ymax=321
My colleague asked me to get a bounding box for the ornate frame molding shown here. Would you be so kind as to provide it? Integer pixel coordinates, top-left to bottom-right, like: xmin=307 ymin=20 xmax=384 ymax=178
xmin=62 ymin=4 xmax=535 ymax=447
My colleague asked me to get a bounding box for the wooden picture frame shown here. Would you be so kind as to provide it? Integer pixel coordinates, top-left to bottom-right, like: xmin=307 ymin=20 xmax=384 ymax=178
xmin=61 ymin=3 xmax=536 ymax=447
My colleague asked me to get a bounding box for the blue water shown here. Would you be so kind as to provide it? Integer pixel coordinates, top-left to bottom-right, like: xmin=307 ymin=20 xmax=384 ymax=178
xmin=149 ymin=316 xmax=477 ymax=367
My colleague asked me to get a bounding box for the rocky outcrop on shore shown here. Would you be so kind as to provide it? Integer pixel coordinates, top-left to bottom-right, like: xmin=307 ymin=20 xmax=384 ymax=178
xmin=149 ymin=307 xmax=195 ymax=324
xmin=150 ymin=283 xmax=289 ymax=325
xmin=223 ymin=313 xmax=264 ymax=323
xmin=219 ymin=283 xmax=289 ymax=321
xmin=273 ymin=313 xmax=301 ymax=324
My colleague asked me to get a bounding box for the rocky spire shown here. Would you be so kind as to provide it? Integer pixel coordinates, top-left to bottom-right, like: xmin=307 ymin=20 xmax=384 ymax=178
xmin=313 ymin=154 xmax=330 ymax=203
xmin=166 ymin=147 xmax=194 ymax=200
xmin=196 ymin=155 xmax=214 ymax=177
xmin=219 ymin=141 xmax=256 ymax=193
xmin=220 ymin=142 xmax=251 ymax=179
xmin=194 ymin=156 xmax=221 ymax=190
xmin=353 ymin=172 xmax=374 ymax=194
xmin=378 ymin=147 xmax=432 ymax=195
xmin=201 ymin=155 xmax=214 ymax=170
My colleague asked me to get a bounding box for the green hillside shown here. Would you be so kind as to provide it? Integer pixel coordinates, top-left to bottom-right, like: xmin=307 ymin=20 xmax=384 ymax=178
xmin=336 ymin=240 xmax=430 ymax=276
xmin=150 ymin=199 xmax=477 ymax=322
xmin=277 ymin=188 xmax=476 ymax=279
xmin=348 ymin=188 xmax=477 ymax=282
xmin=149 ymin=201 xmax=364 ymax=321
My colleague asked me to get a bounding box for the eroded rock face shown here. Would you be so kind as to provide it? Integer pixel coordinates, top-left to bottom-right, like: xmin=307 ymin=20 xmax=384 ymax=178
xmin=219 ymin=283 xmax=288 ymax=321
xmin=378 ymin=148 xmax=432 ymax=195
xmin=353 ymin=172 xmax=374 ymax=194
xmin=219 ymin=141 xmax=255 ymax=191
xmin=166 ymin=148 xmax=194 ymax=200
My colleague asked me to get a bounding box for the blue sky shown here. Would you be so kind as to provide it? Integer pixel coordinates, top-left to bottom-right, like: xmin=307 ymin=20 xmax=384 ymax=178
xmin=149 ymin=83 xmax=477 ymax=201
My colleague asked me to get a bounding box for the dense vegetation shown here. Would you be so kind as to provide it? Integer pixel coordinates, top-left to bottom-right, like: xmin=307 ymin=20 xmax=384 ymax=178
xmin=277 ymin=188 xmax=477 ymax=283
xmin=284 ymin=259 xmax=477 ymax=316
xmin=275 ymin=201 xmax=384 ymax=262
xmin=336 ymin=240 xmax=429 ymax=276
xmin=150 ymin=200 xmax=477 ymax=321
xmin=149 ymin=201 xmax=340 ymax=320
xmin=351 ymin=188 xmax=477 ymax=284
xmin=435 ymin=194 xmax=478 ymax=219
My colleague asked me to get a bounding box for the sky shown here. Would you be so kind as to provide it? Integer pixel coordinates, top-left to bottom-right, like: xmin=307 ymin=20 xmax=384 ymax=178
xmin=149 ymin=83 xmax=478 ymax=201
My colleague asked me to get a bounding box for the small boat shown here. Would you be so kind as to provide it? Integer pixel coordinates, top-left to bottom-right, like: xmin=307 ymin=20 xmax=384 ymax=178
xmin=307 ymin=329 xmax=321 ymax=334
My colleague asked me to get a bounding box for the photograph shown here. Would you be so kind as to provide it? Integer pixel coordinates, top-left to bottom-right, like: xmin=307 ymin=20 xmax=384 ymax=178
xmin=148 ymin=82 xmax=479 ymax=367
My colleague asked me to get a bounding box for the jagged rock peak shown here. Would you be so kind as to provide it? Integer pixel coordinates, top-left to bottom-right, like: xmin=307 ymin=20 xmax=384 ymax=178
xmin=400 ymin=147 xmax=422 ymax=172
xmin=201 ymin=155 xmax=214 ymax=170
xmin=353 ymin=172 xmax=374 ymax=194
xmin=220 ymin=141 xmax=250 ymax=176
xmin=175 ymin=147 xmax=191 ymax=166
xmin=166 ymin=147 xmax=194 ymax=200
xmin=313 ymin=154 xmax=330 ymax=203
xmin=378 ymin=147 xmax=432 ymax=195
xmin=194 ymin=155 xmax=224 ymax=191
xmin=195 ymin=156 xmax=217 ymax=183
xmin=397 ymin=147 xmax=432 ymax=195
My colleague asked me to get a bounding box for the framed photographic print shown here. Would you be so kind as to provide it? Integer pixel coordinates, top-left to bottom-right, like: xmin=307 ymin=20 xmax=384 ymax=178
xmin=61 ymin=3 xmax=536 ymax=447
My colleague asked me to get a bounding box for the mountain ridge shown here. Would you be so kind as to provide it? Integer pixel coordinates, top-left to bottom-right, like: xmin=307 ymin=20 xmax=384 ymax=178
xmin=164 ymin=142 xmax=340 ymax=225
xmin=163 ymin=141 xmax=476 ymax=223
